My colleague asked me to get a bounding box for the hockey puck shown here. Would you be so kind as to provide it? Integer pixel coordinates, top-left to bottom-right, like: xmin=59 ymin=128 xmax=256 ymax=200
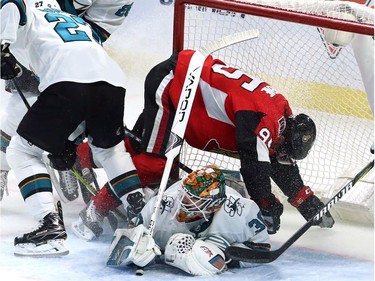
xmin=135 ymin=267 xmax=144 ymax=276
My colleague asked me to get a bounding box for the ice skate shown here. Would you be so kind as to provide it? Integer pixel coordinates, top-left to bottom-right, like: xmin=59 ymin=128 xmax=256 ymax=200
xmin=42 ymin=153 xmax=79 ymax=203
xmin=77 ymin=167 xmax=100 ymax=204
xmin=0 ymin=170 xmax=9 ymax=201
xmin=57 ymin=170 xmax=79 ymax=201
xmin=71 ymin=199 xmax=104 ymax=240
xmin=14 ymin=201 xmax=68 ymax=257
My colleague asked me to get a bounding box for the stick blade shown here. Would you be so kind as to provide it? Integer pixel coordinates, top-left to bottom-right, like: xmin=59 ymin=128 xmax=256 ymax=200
xmin=225 ymin=246 xmax=279 ymax=263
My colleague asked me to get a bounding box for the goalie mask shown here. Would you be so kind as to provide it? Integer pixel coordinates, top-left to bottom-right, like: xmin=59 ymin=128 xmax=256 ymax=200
xmin=176 ymin=165 xmax=227 ymax=223
xmin=276 ymin=114 xmax=316 ymax=165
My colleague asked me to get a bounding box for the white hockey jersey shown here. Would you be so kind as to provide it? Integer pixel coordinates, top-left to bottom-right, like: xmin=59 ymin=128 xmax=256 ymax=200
xmin=73 ymin=0 xmax=134 ymax=35
xmin=139 ymin=182 xmax=270 ymax=251
xmin=0 ymin=1 xmax=127 ymax=92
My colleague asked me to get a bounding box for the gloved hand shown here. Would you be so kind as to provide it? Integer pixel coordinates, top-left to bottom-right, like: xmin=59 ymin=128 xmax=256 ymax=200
xmin=107 ymin=225 xmax=161 ymax=267
xmin=254 ymin=194 xmax=284 ymax=234
xmin=47 ymin=142 xmax=77 ymax=171
xmin=131 ymin=226 xmax=161 ymax=267
xmin=289 ymin=187 xmax=335 ymax=228
xmin=1 ymin=45 xmax=22 ymax=80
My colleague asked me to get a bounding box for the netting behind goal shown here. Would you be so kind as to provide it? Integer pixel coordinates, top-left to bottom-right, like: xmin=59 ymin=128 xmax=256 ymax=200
xmin=173 ymin=0 xmax=374 ymax=219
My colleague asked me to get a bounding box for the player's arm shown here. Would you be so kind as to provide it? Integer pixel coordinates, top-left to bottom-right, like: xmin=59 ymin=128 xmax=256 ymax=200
xmin=235 ymin=111 xmax=283 ymax=234
xmin=0 ymin=0 xmax=25 ymax=45
xmin=235 ymin=110 xmax=272 ymax=199
xmin=270 ymin=155 xmax=335 ymax=228
xmin=0 ymin=0 xmax=25 ymax=80
xmin=78 ymin=0 xmax=135 ymax=43
xmin=56 ymin=0 xmax=77 ymax=15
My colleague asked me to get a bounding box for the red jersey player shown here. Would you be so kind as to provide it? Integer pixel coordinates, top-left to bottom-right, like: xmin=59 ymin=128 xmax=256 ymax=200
xmin=72 ymin=50 xmax=334 ymax=240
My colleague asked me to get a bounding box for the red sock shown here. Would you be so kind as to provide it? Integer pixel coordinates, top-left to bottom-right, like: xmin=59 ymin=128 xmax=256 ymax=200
xmin=92 ymin=184 xmax=122 ymax=216
xmin=77 ymin=142 xmax=95 ymax=168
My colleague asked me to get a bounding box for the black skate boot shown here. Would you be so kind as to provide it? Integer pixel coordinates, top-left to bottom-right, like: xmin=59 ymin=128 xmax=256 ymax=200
xmin=14 ymin=201 xmax=69 ymax=257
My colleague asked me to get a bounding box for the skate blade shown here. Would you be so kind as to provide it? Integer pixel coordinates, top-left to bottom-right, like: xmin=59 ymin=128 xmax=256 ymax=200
xmin=71 ymin=219 xmax=96 ymax=241
xmin=14 ymin=239 xmax=69 ymax=257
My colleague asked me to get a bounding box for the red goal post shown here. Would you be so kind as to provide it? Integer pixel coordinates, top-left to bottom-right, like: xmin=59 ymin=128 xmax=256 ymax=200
xmin=172 ymin=0 xmax=374 ymax=223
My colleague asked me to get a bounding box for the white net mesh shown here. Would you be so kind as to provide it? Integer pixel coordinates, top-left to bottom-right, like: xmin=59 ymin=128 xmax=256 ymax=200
xmin=175 ymin=0 xmax=374 ymax=214
xmin=240 ymin=0 xmax=374 ymax=24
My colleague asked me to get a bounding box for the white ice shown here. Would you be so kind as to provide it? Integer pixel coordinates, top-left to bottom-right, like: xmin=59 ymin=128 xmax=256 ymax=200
xmin=0 ymin=1 xmax=373 ymax=280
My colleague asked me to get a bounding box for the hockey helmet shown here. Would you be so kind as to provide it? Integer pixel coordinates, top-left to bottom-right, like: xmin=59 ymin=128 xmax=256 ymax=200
xmin=277 ymin=113 xmax=316 ymax=164
xmin=176 ymin=165 xmax=227 ymax=223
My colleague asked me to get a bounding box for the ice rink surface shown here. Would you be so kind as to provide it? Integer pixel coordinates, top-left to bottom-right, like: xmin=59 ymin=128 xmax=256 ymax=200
xmin=0 ymin=170 xmax=373 ymax=281
xmin=0 ymin=0 xmax=373 ymax=280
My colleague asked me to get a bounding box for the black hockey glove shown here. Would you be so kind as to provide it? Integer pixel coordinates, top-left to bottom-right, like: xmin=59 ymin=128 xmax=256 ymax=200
xmin=254 ymin=194 xmax=284 ymax=234
xmin=48 ymin=142 xmax=77 ymax=171
xmin=1 ymin=45 xmax=22 ymax=80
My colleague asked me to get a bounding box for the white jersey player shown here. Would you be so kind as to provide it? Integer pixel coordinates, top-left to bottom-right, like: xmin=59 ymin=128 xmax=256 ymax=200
xmin=0 ymin=0 xmax=135 ymax=201
xmin=107 ymin=165 xmax=270 ymax=276
xmin=0 ymin=0 xmax=145 ymax=257
xmin=67 ymin=0 xmax=134 ymax=40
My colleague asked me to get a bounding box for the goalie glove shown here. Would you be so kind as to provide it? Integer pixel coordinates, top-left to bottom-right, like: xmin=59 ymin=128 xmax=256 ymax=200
xmin=1 ymin=45 xmax=22 ymax=80
xmin=107 ymin=224 xmax=161 ymax=267
xmin=164 ymin=233 xmax=226 ymax=276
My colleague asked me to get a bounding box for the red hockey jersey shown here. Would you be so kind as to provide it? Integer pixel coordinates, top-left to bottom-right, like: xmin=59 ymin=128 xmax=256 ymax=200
xmin=166 ymin=50 xmax=293 ymax=161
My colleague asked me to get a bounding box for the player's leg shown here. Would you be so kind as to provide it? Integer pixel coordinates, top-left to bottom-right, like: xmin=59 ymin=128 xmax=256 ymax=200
xmin=7 ymin=134 xmax=68 ymax=256
xmin=8 ymin=82 xmax=88 ymax=256
xmin=142 ymin=52 xmax=178 ymax=155
xmin=72 ymin=82 xmax=145 ymax=239
xmin=0 ymin=89 xmax=38 ymax=200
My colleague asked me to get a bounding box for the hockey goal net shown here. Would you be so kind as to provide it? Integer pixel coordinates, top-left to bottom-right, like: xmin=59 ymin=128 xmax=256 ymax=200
xmin=173 ymin=0 xmax=374 ymax=222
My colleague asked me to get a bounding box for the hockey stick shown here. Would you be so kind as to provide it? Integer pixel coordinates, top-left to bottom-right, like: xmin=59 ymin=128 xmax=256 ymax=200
xmin=147 ymin=28 xmax=260 ymax=236
xmin=225 ymin=159 xmax=374 ymax=263
xmin=11 ymin=78 xmax=31 ymax=109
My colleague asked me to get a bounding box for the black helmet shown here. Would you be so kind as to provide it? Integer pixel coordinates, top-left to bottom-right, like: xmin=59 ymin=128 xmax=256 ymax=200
xmin=283 ymin=113 xmax=316 ymax=160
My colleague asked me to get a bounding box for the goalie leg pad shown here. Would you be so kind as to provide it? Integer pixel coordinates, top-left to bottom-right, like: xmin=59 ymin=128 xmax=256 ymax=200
xmin=107 ymin=225 xmax=160 ymax=267
xmin=164 ymin=233 xmax=226 ymax=276
xmin=106 ymin=228 xmax=140 ymax=266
